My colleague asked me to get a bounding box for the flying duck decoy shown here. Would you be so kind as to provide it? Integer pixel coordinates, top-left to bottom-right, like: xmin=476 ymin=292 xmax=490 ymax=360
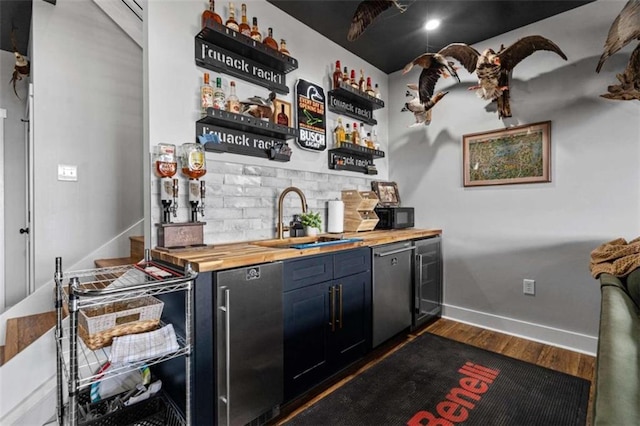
xmin=347 ymin=0 xmax=407 ymax=42
xmin=401 ymin=84 xmax=449 ymax=127
xmin=596 ymin=0 xmax=640 ymax=100
xmin=596 ymin=0 xmax=640 ymax=73
xmin=440 ymin=35 xmax=568 ymax=118
xmin=402 ymin=52 xmax=460 ymax=105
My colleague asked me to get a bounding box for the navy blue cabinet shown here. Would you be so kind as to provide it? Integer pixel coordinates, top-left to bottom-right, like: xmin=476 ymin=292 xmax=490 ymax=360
xmin=283 ymin=247 xmax=371 ymax=401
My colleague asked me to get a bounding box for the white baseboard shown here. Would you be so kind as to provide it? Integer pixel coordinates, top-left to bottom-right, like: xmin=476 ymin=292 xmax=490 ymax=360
xmin=442 ymin=303 xmax=598 ymax=356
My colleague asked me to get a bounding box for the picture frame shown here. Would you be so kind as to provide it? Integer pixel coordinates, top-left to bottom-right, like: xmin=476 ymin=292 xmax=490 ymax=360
xmin=462 ymin=121 xmax=551 ymax=187
xmin=272 ymin=99 xmax=292 ymax=127
xmin=371 ymin=181 xmax=401 ymax=207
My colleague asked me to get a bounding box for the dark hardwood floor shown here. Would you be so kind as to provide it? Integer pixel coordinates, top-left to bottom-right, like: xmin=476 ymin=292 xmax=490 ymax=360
xmin=275 ymin=318 xmax=596 ymax=425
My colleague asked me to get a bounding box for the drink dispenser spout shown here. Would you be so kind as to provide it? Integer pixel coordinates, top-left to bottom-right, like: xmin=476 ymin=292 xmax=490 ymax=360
xmin=170 ymin=178 xmax=179 ymax=218
xmin=189 ymin=180 xmax=206 ymax=222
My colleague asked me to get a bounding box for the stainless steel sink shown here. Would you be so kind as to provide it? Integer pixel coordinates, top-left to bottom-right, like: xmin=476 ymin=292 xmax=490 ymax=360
xmin=252 ymin=236 xmax=362 ymax=249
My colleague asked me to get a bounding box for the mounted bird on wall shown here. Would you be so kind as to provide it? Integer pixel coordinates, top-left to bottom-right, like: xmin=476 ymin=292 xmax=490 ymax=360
xmin=440 ymin=35 xmax=568 ymax=118
xmin=9 ymin=27 xmax=30 ymax=99
xmin=595 ymin=0 xmax=640 ymax=101
xmin=401 ymin=84 xmax=449 ymax=127
xmin=347 ymin=0 xmax=408 ymax=41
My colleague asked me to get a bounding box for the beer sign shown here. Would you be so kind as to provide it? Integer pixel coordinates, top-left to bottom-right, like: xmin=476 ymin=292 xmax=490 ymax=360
xmin=295 ymin=79 xmax=326 ymax=151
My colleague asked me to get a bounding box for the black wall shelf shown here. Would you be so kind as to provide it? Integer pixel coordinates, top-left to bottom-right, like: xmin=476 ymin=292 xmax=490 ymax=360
xmin=195 ymin=24 xmax=298 ymax=94
xmin=328 ymin=82 xmax=384 ymax=126
xmin=328 ymin=142 xmax=384 ymax=175
xmin=198 ymin=108 xmax=298 ymax=140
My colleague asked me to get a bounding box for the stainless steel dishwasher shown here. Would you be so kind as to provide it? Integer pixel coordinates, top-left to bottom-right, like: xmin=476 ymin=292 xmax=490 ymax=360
xmin=215 ymin=261 xmax=283 ymax=426
xmin=372 ymin=242 xmax=415 ymax=347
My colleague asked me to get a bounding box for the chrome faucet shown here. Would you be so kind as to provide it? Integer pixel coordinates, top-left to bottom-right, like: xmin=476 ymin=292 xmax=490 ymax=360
xmin=277 ymin=186 xmax=308 ymax=239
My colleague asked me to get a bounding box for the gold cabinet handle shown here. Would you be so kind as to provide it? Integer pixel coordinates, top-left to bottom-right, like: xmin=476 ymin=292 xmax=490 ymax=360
xmin=338 ymin=284 xmax=343 ymax=329
xmin=329 ymin=286 xmax=336 ymax=332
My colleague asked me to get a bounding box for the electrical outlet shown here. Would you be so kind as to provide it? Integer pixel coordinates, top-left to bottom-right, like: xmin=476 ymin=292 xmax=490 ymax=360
xmin=58 ymin=164 xmax=78 ymax=181
xmin=523 ymin=279 xmax=535 ymax=295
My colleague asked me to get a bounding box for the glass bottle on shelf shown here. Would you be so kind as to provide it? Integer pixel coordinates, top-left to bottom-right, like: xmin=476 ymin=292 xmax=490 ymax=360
xmin=226 ymin=81 xmax=240 ymax=113
xmin=202 ymin=0 xmax=223 ymax=28
xmin=225 ymin=2 xmax=239 ymax=31
xmin=250 ymin=17 xmax=262 ymax=41
xmin=263 ymin=27 xmax=278 ymax=50
xmin=350 ymin=70 xmax=358 ymax=89
xmin=279 ymin=39 xmax=290 ymax=56
xmin=358 ymin=69 xmax=366 ymax=92
xmin=359 ymin=122 xmax=367 ymax=143
xmin=366 ymin=132 xmax=374 ymax=149
xmin=201 ymin=72 xmax=214 ymax=115
xmin=213 ymin=77 xmax=226 ymax=110
xmin=276 ymin=104 xmax=289 ymax=126
xmin=374 ymin=83 xmax=381 ymax=99
xmin=344 ymin=123 xmax=352 ymax=143
xmin=342 ymin=66 xmax=349 ymax=84
xmin=334 ymin=117 xmax=345 ymax=147
xmin=238 ymin=3 xmax=251 ymax=36
xmin=366 ymin=77 xmax=375 ymax=97
xmin=352 ymin=123 xmax=361 ymax=145
xmin=333 ymin=60 xmax=342 ymax=89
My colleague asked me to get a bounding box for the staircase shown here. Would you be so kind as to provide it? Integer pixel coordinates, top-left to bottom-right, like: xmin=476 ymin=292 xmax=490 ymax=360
xmin=0 ymin=236 xmax=144 ymax=367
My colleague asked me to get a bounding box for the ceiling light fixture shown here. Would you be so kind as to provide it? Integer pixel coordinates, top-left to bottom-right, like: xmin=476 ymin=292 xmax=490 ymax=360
xmin=425 ymin=19 xmax=440 ymax=31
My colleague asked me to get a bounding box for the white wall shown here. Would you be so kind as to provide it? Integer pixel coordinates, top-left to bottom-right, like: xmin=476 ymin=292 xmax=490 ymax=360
xmin=0 ymin=50 xmax=28 ymax=310
xmin=388 ymin=0 xmax=640 ymax=353
xmin=145 ymin=0 xmax=389 ymax=246
xmin=32 ymin=0 xmax=143 ymax=288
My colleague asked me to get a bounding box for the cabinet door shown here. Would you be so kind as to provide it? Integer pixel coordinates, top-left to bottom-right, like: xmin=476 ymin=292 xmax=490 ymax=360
xmin=415 ymin=237 xmax=442 ymax=324
xmin=283 ymin=281 xmax=333 ymax=400
xmin=330 ymin=270 xmax=371 ymax=371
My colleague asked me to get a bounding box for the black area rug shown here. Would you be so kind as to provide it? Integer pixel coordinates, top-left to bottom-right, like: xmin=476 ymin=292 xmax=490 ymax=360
xmin=285 ymin=333 xmax=590 ymax=426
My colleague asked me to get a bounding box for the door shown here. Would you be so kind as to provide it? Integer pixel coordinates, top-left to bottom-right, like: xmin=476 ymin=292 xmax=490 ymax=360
xmin=283 ymin=281 xmax=332 ymax=400
xmin=414 ymin=237 xmax=442 ymax=327
xmin=330 ymin=271 xmax=371 ymax=370
xmin=216 ymin=262 xmax=283 ymax=426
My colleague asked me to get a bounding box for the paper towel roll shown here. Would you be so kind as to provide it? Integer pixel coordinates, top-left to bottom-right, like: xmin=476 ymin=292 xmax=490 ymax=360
xmin=327 ymin=200 xmax=344 ymax=233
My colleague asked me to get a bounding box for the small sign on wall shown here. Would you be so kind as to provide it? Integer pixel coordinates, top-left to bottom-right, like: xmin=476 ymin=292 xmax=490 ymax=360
xmin=295 ymin=79 xmax=326 ymax=151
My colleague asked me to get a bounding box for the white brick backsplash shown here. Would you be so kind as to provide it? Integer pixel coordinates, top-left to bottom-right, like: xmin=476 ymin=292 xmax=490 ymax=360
xmin=152 ymin=159 xmax=380 ymax=245
xmin=244 ymin=165 xmax=277 ymax=177
xmin=224 ymin=174 xmax=261 ymax=186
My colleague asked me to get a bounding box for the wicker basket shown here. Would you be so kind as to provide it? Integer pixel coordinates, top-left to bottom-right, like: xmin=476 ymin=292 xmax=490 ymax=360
xmin=78 ymin=296 xmax=164 ymax=350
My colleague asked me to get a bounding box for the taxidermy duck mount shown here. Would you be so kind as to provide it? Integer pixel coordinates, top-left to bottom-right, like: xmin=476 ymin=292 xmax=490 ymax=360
xmin=401 ymin=84 xmax=448 ymax=127
xmin=9 ymin=28 xmax=30 ymax=99
xmin=347 ymin=0 xmax=408 ymax=41
xmin=440 ymin=35 xmax=568 ymax=118
xmin=595 ymin=0 xmax=640 ymax=101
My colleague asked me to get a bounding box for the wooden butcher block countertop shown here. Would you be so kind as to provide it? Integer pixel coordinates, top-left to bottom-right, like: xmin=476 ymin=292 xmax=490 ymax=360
xmin=151 ymin=228 xmax=441 ymax=273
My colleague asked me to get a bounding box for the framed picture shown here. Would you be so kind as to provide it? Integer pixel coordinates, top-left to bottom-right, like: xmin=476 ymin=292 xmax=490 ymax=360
xmin=372 ymin=181 xmax=401 ymax=207
xmin=463 ymin=121 xmax=551 ymax=187
xmin=272 ymin=99 xmax=292 ymax=127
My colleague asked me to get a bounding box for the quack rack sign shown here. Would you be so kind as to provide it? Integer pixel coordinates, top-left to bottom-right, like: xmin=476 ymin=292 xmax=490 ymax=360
xmin=295 ymin=79 xmax=326 ymax=151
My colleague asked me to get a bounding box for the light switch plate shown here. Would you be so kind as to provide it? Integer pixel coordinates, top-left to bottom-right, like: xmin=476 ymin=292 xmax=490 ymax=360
xmin=58 ymin=164 xmax=78 ymax=181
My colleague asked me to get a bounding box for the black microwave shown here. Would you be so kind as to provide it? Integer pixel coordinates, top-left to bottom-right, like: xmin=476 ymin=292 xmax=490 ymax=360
xmin=374 ymin=207 xmax=415 ymax=229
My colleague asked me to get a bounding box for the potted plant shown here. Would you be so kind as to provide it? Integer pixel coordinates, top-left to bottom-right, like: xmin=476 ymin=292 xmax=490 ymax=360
xmin=300 ymin=211 xmax=322 ymax=236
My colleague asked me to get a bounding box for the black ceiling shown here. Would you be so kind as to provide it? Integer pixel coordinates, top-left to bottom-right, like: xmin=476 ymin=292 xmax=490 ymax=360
xmin=267 ymin=0 xmax=594 ymax=74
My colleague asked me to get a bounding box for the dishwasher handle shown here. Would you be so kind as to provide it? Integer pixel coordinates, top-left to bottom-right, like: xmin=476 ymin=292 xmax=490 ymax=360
xmin=374 ymin=245 xmax=416 ymax=257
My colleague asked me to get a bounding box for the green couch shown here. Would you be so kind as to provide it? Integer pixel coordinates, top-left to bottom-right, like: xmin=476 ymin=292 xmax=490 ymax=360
xmin=593 ymin=271 xmax=640 ymax=425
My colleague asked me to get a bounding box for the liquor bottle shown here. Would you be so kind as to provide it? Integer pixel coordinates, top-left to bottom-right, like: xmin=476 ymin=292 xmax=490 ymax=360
xmin=225 ymin=2 xmax=239 ymax=32
xmin=238 ymin=3 xmax=251 ymax=36
xmin=334 ymin=117 xmax=345 ymax=147
xmin=344 ymin=123 xmax=352 ymax=143
xmin=213 ymin=77 xmax=226 ymax=109
xmin=201 ymin=72 xmax=214 ymax=114
xmin=374 ymin=83 xmax=381 ymax=99
xmin=279 ymin=39 xmax=290 ymax=56
xmin=359 ymin=122 xmax=367 ymax=143
xmin=333 ymin=61 xmax=342 ymax=89
xmin=366 ymin=132 xmax=374 ymax=149
xmin=250 ymin=17 xmax=262 ymax=42
xmin=263 ymin=27 xmax=278 ymax=50
xmin=366 ymin=77 xmax=375 ymax=97
xmin=342 ymin=66 xmax=349 ymax=84
xmin=277 ymin=104 xmax=289 ymax=126
xmin=352 ymin=123 xmax=361 ymax=145
xmin=350 ymin=70 xmax=358 ymax=89
xmin=226 ymin=80 xmax=240 ymax=113
xmin=358 ymin=69 xmax=366 ymax=92
xmin=202 ymin=0 xmax=222 ymax=28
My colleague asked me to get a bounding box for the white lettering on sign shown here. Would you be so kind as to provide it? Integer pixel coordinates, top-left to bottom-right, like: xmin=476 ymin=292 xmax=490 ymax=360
xmin=200 ymin=43 xmax=250 ymax=73
xmin=252 ymin=67 xmax=283 ymax=84
xmin=330 ymin=97 xmax=355 ymax=113
xmin=253 ymin=138 xmax=276 ymax=149
xmin=300 ymin=128 xmax=325 ymax=149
